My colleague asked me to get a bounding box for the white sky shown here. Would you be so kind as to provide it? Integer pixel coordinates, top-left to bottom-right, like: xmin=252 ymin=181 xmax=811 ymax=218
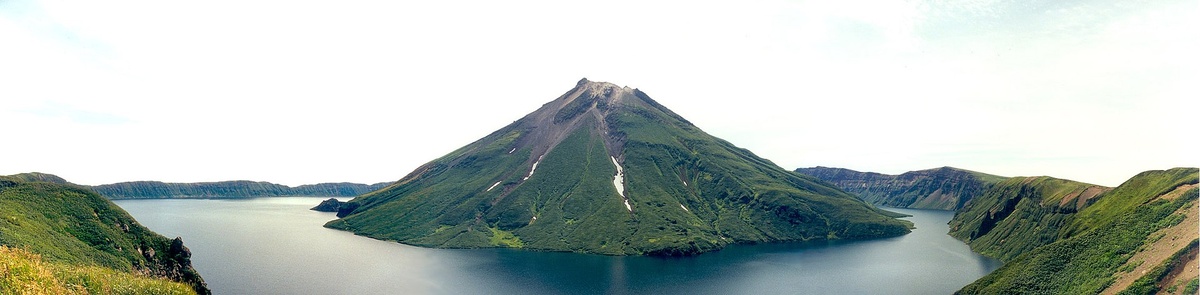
xmin=1 ymin=0 xmax=1196 ymax=187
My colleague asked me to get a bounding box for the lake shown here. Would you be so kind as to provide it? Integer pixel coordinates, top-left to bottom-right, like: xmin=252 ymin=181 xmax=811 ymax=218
xmin=115 ymin=197 xmax=1000 ymax=294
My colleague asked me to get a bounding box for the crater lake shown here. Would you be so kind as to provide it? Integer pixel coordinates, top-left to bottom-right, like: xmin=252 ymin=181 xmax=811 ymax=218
xmin=115 ymin=197 xmax=1000 ymax=294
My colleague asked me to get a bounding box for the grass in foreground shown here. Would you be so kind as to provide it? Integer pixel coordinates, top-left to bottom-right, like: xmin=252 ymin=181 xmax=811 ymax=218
xmin=1 ymin=246 xmax=195 ymax=295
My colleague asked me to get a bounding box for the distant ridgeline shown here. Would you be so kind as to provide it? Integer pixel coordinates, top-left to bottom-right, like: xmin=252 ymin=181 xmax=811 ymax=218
xmin=92 ymin=180 xmax=393 ymax=199
xmin=1 ymin=172 xmax=210 ymax=294
xmin=794 ymin=166 xmax=1006 ymax=211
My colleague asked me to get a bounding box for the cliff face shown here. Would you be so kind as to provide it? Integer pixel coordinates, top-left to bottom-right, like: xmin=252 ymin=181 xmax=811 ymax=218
xmin=952 ymin=168 xmax=1198 ymax=294
xmin=1 ymin=173 xmax=210 ymax=294
xmin=157 ymin=237 xmax=206 ymax=293
xmin=91 ymin=180 xmax=392 ymax=199
xmin=795 ymin=166 xmax=1005 ymax=210
xmin=947 ymin=176 xmax=1110 ymax=261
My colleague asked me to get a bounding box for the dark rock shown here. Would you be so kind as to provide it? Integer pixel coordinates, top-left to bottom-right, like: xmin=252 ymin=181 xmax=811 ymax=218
xmin=170 ymin=237 xmax=210 ymax=295
xmin=335 ymin=202 xmax=360 ymax=218
xmin=144 ymin=237 xmax=209 ymax=295
xmin=311 ymin=198 xmax=344 ymax=212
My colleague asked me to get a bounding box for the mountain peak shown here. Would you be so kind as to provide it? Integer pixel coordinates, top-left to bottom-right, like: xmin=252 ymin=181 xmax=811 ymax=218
xmin=328 ymin=79 xmax=910 ymax=256
xmin=569 ymin=78 xmax=632 ymax=103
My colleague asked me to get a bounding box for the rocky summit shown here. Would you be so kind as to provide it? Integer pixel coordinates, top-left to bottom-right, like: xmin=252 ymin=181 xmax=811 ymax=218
xmin=326 ymin=78 xmax=910 ymax=256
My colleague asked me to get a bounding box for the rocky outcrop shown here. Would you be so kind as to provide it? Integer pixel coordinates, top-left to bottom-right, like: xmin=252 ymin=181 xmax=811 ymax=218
xmin=149 ymin=237 xmax=209 ymax=295
xmin=311 ymin=198 xmax=345 ymax=212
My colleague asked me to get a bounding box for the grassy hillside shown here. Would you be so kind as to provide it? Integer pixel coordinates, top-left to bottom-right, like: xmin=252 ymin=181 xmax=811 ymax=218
xmin=0 ymin=173 xmax=208 ymax=294
xmin=948 ymin=176 xmax=1110 ymax=260
xmin=2 ymin=246 xmax=194 ymax=295
xmin=795 ymin=166 xmax=1005 ymax=210
xmin=328 ymin=79 xmax=910 ymax=256
xmin=4 ymin=172 xmax=69 ymax=184
xmin=953 ymin=168 xmax=1199 ymax=294
xmin=92 ymin=180 xmax=391 ymax=199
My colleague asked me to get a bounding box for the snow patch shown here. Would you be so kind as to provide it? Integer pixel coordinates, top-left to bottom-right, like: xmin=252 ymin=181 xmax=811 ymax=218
xmin=486 ymin=181 xmax=501 ymax=192
xmin=680 ymin=204 xmax=689 ymax=212
xmin=611 ymin=157 xmax=625 ymax=197
xmin=611 ymin=156 xmax=630 ymax=212
xmin=524 ymin=155 xmax=543 ymax=181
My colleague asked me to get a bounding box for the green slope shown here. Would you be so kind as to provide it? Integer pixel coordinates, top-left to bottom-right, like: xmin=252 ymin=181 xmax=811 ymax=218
xmin=4 ymin=172 xmax=70 ymax=184
xmin=0 ymin=173 xmax=209 ymax=294
xmin=795 ymin=166 xmax=1004 ymax=210
xmin=948 ymin=176 xmax=1110 ymax=260
xmin=952 ymin=168 xmax=1199 ymax=294
xmin=92 ymin=180 xmax=392 ymax=199
xmin=328 ymin=79 xmax=910 ymax=256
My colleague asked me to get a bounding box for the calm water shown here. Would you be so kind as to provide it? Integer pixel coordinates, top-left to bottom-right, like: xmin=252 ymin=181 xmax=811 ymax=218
xmin=115 ymin=197 xmax=1000 ymax=294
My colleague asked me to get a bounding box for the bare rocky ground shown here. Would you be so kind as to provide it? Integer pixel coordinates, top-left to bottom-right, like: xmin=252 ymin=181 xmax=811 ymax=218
xmin=1101 ymin=183 xmax=1198 ymax=295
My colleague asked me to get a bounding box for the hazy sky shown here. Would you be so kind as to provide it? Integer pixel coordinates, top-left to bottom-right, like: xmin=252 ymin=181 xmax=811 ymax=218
xmin=1 ymin=0 xmax=1196 ymax=187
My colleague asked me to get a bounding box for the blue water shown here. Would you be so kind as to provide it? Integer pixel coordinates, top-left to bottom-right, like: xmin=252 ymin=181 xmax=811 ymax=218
xmin=115 ymin=197 xmax=1000 ymax=294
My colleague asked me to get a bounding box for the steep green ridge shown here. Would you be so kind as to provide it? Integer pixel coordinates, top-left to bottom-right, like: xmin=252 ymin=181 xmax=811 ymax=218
xmin=92 ymin=180 xmax=392 ymax=199
xmin=795 ymin=166 xmax=1005 ymax=210
xmin=0 ymin=173 xmax=209 ymax=294
xmin=948 ymin=176 xmax=1110 ymax=260
xmin=952 ymin=168 xmax=1199 ymax=294
xmin=327 ymin=78 xmax=910 ymax=256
